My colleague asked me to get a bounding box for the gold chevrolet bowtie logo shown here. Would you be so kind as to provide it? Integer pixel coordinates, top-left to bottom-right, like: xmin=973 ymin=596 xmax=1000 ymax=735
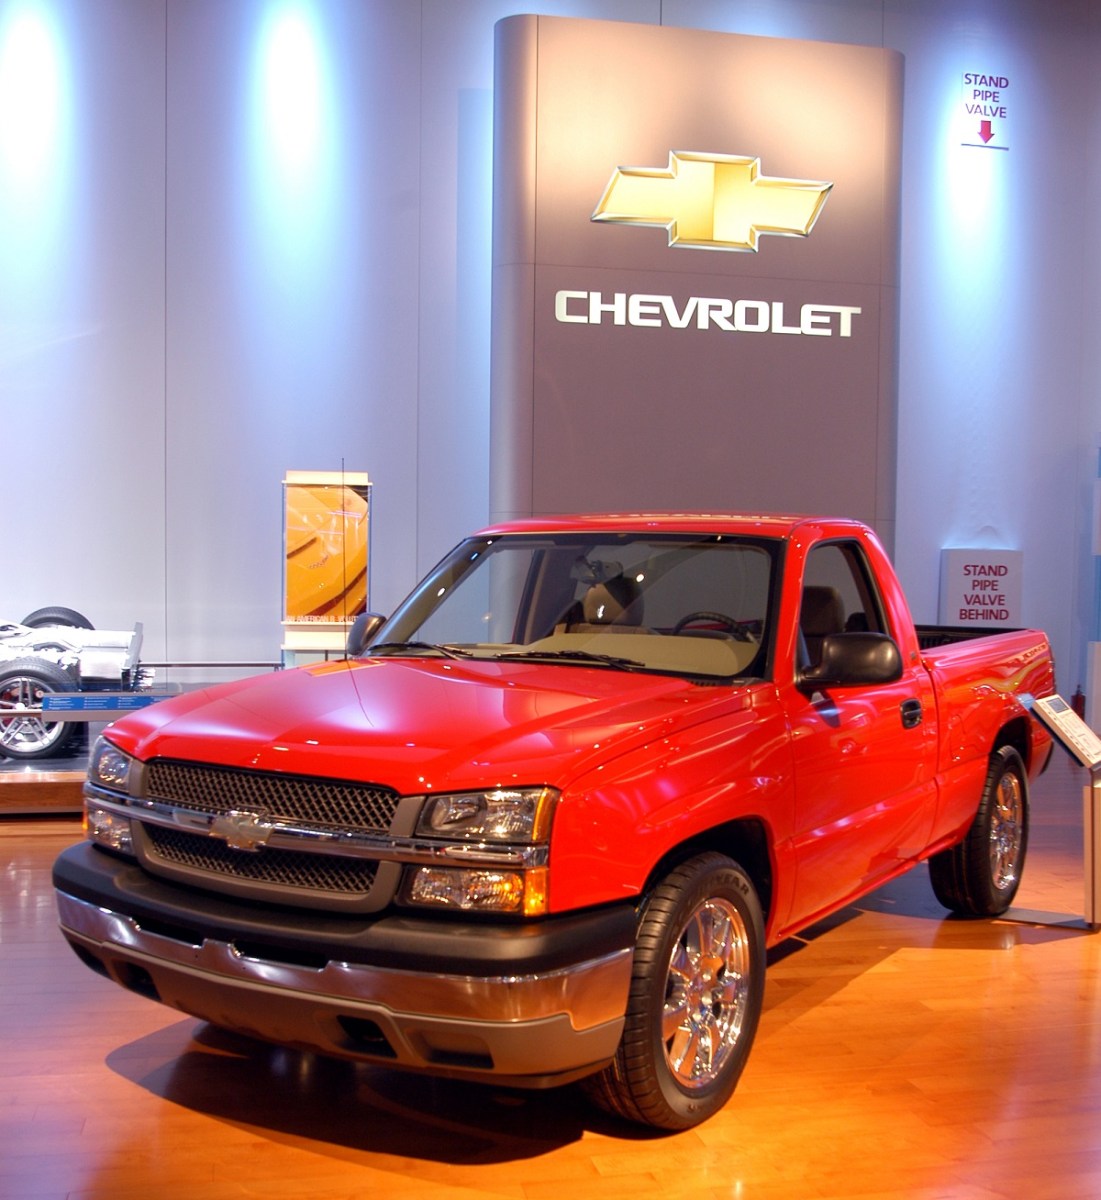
xmin=592 ymin=152 xmax=832 ymax=252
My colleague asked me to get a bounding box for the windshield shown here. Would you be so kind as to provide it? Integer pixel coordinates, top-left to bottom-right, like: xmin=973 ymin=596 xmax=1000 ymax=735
xmin=371 ymin=531 xmax=780 ymax=681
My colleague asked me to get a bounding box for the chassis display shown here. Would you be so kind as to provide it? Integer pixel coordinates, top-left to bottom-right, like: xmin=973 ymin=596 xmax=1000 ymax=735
xmin=0 ymin=608 xmax=147 ymax=760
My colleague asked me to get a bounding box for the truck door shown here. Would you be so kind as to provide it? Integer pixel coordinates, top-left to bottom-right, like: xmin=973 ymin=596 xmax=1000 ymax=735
xmin=782 ymin=539 xmax=938 ymax=929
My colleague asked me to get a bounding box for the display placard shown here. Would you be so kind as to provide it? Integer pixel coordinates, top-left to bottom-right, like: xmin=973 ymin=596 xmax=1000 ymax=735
xmin=1030 ymin=694 xmax=1101 ymax=770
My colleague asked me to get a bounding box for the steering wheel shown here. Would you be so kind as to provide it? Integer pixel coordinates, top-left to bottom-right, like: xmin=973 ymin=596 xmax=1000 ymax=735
xmin=671 ymin=611 xmax=756 ymax=642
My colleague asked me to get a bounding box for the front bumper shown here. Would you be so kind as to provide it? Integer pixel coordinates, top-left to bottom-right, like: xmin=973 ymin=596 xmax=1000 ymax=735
xmin=53 ymin=842 xmax=635 ymax=1087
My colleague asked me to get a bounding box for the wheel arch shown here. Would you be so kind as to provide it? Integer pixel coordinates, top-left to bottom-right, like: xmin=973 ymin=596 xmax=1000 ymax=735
xmin=993 ymin=714 xmax=1034 ymax=772
xmin=640 ymin=816 xmax=774 ymax=925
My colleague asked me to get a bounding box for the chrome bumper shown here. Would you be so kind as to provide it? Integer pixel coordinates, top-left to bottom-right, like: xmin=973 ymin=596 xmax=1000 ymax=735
xmin=57 ymin=890 xmax=631 ymax=1086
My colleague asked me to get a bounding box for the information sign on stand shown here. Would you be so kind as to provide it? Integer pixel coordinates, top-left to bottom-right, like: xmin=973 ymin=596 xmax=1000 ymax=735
xmin=281 ymin=470 xmax=371 ymax=666
xmin=1030 ymin=694 xmax=1101 ymax=929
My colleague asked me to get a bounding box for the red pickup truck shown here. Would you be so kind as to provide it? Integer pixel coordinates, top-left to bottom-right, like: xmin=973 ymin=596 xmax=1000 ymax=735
xmin=54 ymin=514 xmax=1054 ymax=1130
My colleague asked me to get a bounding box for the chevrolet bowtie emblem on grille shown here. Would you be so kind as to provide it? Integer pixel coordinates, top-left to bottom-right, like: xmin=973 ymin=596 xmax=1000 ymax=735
xmin=592 ymin=152 xmax=832 ymax=252
xmin=210 ymin=810 xmax=274 ymax=852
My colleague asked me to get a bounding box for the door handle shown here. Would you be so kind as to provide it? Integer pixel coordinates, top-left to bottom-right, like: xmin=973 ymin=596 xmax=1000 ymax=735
xmin=900 ymin=698 xmax=923 ymax=729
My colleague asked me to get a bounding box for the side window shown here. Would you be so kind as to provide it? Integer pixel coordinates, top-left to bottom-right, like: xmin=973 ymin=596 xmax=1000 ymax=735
xmin=799 ymin=542 xmax=886 ymax=667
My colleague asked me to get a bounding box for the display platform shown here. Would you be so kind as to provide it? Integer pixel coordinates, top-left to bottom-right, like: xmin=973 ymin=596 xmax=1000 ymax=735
xmin=0 ymin=736 xmax=93 ymax=815
xmin=0 ymin=770 xmax=85 ymax=815
xmin=1 ymin=696 xmax=124 ymax=813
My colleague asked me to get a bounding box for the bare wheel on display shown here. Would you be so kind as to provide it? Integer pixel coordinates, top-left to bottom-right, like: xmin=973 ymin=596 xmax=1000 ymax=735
xmin=929 ymin=745 xmax=1029 ymax=916
xmin=583 ymin=852 xmax=765 ymax=1130
xmin=20 ymin=606 xmax=94 ymax=630
xmin=0 ymin=658 xmax=79 ymax=760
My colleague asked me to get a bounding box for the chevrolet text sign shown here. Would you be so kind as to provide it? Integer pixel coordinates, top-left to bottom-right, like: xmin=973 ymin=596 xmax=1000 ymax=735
xmin=490 ymin=16 xmax=903 ymax=537
xmin=554 ymin=293 xmax=860 ymax=337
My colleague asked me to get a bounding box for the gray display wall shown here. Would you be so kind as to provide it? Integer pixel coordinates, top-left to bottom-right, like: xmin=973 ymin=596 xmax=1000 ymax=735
xmin=491 ymin=15 xmax=902 ymax=544
xmin=1 ymin=0 xmax=1098 ymax=697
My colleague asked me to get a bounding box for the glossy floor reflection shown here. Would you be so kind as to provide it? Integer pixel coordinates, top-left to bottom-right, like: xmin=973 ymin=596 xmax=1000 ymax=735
xmin=3 ymin=753 xmax=1100 ymax=1199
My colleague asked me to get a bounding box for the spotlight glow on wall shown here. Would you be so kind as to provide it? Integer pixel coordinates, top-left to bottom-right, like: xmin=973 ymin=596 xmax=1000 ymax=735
xmin=920 ymin=67 xmax=1014 ymax=469
xmin=246 ymin=1 xmax=337 ymax=276
xmin=923 ymin=62 xmax=1020 ymax=554
xmin=256 ymin=4 xmax=326 ymax=186
xmin=0 ymin=4 xmax=65 ymax=187
xmin=243 ymin=1 xmax=347 ymax=360
xmin=0 ymin=2 xmax=71 ymax=296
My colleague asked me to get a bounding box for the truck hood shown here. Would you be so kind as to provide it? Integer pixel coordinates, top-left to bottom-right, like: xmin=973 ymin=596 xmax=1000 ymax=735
xmin=106 ymin=657 xmax=750 ymax=794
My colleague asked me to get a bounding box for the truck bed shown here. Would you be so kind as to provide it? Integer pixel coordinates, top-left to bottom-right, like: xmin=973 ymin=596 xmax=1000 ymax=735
xmin=916 ymin=624 xmax=1023 ymax=650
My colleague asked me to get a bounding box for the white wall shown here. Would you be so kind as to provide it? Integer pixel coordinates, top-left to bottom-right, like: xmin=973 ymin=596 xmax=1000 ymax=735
xmin=1 ymin=0 xmax=167 ymax=644
xmin=2 ymin=0 xmax=1097 ymax=692
xmin=887 ymin=0 xmax=1096 ymax=697
xmin=161 ymin=0 xmax=424 ymax=663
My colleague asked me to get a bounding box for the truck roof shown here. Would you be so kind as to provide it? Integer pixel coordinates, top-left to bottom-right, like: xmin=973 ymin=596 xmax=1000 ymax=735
xmin=474 ymin=513 xmax=867 ymax=538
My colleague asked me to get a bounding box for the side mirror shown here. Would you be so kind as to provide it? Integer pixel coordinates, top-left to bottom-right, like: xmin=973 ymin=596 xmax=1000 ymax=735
xmin=345 ymin=612 xmax=386 ymax=658
xmin=798 ymin=632 xmax=903 ymax=691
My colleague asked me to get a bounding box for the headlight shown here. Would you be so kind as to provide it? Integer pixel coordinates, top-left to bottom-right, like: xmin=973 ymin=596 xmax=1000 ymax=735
xmin=84 ymin=737 xmax=136 ymax=855
xmin=85 ymin=803 xmax=135 ymax=856
xmin=88 ymin=737 xmax=134 ymax=793
xmin=409 ymin=787 xmax=557 ymax=914
xmin=415 ymin=786 xmax=557 ymax=843
xmin=405 ymin=865 xmax=549 ymax=916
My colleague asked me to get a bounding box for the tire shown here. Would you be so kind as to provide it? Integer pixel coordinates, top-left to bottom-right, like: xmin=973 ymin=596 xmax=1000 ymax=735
xmin=929 ymin=745 xmax=1029 ymax=917
xmin=583 ymin=852 xmax=765 ymax=1131
xmin=21 ymin=606 xmax=94 ymax=630
xmin=0 ymin=658 xmax=79 ymax=760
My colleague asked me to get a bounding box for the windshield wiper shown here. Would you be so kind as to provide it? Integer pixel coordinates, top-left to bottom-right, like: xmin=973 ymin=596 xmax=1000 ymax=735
xmin=493 ymin=648 xmax=645 ymax=670
xmin=370 ymin=641 xmax=473 ymax=659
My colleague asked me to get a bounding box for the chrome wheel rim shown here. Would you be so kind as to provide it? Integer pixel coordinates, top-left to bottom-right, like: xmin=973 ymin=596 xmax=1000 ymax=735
xmin=662 ymin=896 xmax=751 ymax=1089
xmin=0 ymin=676 xmax=65 ymax=755
xmin=990 ymin=769 xmax=1024 ymax=891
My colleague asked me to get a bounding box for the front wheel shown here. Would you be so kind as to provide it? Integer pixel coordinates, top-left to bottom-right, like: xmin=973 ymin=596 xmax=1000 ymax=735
xmin=583 ymin=852 xmax=765 ymax=1130
xmin=0 ymin=659 xmax=79 ymax=760
xmin=929 ymin=745 xmax=1029 ymax=916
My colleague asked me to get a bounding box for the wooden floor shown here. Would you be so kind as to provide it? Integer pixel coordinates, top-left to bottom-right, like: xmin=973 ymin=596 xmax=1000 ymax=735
xmin=4 ymin=754 xmax=1101 ymax=1200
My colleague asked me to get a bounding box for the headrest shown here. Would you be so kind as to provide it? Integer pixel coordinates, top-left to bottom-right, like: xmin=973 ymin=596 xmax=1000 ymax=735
xmin=801 ymin=586 xmax=844 ymax=637
xmin=582 ymin=576 xmax=641 ymax=625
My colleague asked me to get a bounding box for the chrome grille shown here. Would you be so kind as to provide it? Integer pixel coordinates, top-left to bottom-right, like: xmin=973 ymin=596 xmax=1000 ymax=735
xmin=145 ymin=759 xmax=400 ymax=833
xmin=144 ymin=824 xmax=378 ymax=896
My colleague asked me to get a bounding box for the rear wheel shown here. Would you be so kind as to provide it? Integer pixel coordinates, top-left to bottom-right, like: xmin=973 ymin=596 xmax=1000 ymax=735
xmin=929 ymin=745 xmax=1029 ymax=916
xmin=21 ymin=606 xmax=94 ymax=630
xmin=583 ymin=852 xmax=765 ymax=1130
xmin=0 ymin=659 xmax=79 ymax=760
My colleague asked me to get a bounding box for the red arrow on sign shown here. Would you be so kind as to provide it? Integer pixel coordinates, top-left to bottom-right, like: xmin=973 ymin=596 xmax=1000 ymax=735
xmin=979 ymin=120 xmax=994 ymax=143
